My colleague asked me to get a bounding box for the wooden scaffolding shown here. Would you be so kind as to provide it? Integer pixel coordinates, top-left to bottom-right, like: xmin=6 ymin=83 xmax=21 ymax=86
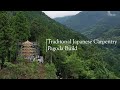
xmin=20 ymin=40 xmax=38 ymax=60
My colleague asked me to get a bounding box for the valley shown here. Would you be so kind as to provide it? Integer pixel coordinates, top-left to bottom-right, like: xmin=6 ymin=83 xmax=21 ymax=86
xmin=0 ymin=11 xmax=120 ymax=79
xmin=54 ymin=11 xmax=120 ymax=79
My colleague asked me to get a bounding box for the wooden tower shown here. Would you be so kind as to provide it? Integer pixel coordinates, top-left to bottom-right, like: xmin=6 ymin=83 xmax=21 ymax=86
xmin=20 ymin=40 xmax=38 ymax=60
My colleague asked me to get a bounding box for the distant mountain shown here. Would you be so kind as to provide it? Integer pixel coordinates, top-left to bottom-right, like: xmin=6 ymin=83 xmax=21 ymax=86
xmin=54 ymin=11 xmax=120 ymax=40
xmin=54 ymin=16 xmax=72 ymax=24
xmin=83 ymin=11 xmax=120 ymax=39
xmin=55 ymin=11 xmax=120 ymax=66
xmin=54 ymin=11 xmax=108 ymax=33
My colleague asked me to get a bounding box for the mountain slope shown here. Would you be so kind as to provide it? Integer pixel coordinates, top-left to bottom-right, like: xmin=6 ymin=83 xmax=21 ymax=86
xmin=54 ymin=11 xmax=120 ymax=77
xmin=54 ymin=11 xmax=108 ymax=33
xmin=54 ymin=11 xmax=120 ymax=40
xmin=13 ymin=11 xmax=120 ymax=78
xmin=83 ymin=11 xmax=120 ymax=39
xmin=0 ymin=11 xmax=119 ymax=79
xmin=54 ymin=16 xmax=72 ymax=24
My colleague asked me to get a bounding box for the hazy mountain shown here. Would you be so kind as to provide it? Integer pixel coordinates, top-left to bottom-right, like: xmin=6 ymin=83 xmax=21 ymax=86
xmin=54 ymin=11 xmax=108 ymax=33
xmin=54 ymin=15 xmax=72 ymax=24
xmin=54 ymin=11 xmax=120 ymax=41
xmin=83 ymin=11 xmax=120 ymax=39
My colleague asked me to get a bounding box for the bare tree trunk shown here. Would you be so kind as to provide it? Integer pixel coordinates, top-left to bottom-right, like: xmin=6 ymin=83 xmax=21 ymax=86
xmin=50 ymin=52 xmax=52 ymax=64
xmin=1 ymin=54 xmax=5 ymax=69
xmin=8 ymin=49 xmax=11 ymax=62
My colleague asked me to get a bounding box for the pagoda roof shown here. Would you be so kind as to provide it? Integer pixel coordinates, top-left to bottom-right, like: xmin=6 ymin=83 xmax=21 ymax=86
xmin=22 ymin=40 xmax=33 ymax=46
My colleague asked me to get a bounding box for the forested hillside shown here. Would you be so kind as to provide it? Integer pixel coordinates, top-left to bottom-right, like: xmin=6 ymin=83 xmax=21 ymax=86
xmin=54 ymin=11 xmax=120 ymax=77
xmin=0 ymin=11 xmax=119 ymax=79
xmin=54 ymin=16 xmax=72 ymax=24
xmin=54 ymin=11 xmax=120 ymax=39
xmin=54 ymin=11 xmax=108 ymax=33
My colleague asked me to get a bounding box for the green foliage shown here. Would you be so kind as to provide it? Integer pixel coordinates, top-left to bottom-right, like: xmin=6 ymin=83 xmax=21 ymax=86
xmin=0 ymin=11 xmax=15 ymax=66
xmin=0 ymin=11 xmax=120 ymax=79
xmin=0 ymin=59 xmax=42 ymax=79
xmin=45 ymin=63 xmax=57 ymax=79
xmin=62 ymin=53 xmax=118 ymax=79
xmin=12 ymin=11 xmax=30 ymax=42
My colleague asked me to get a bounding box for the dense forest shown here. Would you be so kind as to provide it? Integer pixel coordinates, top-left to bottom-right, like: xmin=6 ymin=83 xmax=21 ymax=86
xmin=54 ymin=11 xmax=120 ymax=78
xmin=0 ymin=11 xmax=120 ymax=79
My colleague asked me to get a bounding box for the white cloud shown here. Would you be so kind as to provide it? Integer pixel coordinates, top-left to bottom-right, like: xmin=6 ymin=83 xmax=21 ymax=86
xmin=42 ymin=11 xmax=81 ymax=18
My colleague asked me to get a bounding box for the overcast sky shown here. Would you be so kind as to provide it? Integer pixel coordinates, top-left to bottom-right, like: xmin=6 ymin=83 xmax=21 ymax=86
xmin=43 ymin=11 xmax=81 ymax=18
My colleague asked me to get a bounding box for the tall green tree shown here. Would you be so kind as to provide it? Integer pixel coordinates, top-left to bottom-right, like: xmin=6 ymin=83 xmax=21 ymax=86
xmin=12 ymin=11 xmax=30 ymax=42
xmin=29 ymin=18 xmax=41 ymax=41
xmin=0 ymin=11 xmax=14 ymax=68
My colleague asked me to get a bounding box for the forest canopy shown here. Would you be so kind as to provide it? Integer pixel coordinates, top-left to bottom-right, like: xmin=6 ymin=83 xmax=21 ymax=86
xmin=0 ymin=11 xmax=119 ymax=79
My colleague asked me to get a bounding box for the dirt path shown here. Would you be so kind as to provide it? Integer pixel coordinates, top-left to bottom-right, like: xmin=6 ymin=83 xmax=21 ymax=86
xmin=38 ymin=64 xmax=46 ymax=79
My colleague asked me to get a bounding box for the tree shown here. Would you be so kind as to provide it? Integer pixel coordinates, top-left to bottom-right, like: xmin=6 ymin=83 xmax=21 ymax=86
xmin=0 ymin=11 xmax=14 ymax=68
xmin=12 ymin=11 xmax=30 ymax=42
xmin=29 ymin=18 xmax=41 ymax=41
xmin=45 ymin=63 xmax=57 ymax=79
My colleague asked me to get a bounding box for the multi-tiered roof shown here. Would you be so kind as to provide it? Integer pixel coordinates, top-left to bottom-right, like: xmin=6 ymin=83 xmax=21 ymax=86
xmin=20 ymin=40 xmax=37 ymax=59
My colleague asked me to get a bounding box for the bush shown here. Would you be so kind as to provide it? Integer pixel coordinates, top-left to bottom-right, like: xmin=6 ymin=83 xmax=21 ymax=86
xmin=45 ymin=63 xmax=57 ymax=79
xmin=0 ymin=59 xmax=43 ymax=79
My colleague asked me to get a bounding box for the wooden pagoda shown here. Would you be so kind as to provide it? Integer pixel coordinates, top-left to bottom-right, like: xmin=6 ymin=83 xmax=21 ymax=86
xmin=20 ymin=40 xmax=38 ymax=60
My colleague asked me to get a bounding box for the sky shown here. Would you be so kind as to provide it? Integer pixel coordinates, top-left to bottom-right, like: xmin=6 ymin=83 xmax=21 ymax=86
xmin=42 ymin=11 xmax=81 ymax=18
